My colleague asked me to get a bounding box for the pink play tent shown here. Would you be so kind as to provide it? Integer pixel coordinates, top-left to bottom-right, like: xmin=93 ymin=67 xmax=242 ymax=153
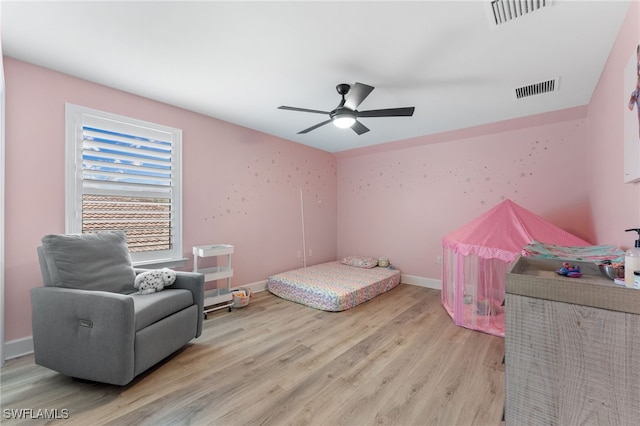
xmin=441 ymin=199 xmax=589 ymax=337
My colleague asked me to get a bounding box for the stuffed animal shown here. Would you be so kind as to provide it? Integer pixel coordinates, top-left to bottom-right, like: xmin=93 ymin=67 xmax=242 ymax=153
xmin=134 ymin=268 xmax=177 ymax=294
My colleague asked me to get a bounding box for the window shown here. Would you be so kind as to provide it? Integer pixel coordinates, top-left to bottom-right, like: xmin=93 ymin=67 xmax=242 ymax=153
xmin=65 ymin=104 xmax=184 ymax=267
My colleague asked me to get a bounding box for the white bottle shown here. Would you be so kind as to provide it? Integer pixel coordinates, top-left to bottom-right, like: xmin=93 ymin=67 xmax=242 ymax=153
xmin=624 ymin=229 xmax=640 ymax=288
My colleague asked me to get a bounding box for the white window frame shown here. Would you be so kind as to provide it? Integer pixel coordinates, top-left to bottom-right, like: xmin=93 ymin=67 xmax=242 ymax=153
xmin=65 ymin=103 xmax=185 ymax=268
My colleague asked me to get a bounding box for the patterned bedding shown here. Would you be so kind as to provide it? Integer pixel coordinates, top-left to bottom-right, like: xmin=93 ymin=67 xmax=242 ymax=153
xmin=267 ymin=261 xmax=401 ymax=311
xmin=522 ymin=241 xmax=625 ymax=263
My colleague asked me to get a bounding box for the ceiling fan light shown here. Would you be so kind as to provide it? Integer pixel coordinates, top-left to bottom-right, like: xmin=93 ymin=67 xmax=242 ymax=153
xmin=332 ymin=112 xmax=356 ymax=128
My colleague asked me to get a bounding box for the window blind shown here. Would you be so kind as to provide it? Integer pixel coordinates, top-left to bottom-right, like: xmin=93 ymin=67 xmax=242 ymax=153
xmin=81 ymin=125 xmax=174 ymax=253
xmin=66 ymin=103 xmax=183 ymax=266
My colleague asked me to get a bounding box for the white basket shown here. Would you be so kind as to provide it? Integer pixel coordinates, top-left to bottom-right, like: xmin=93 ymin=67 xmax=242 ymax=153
xmin=232 ymin=288 xmax=251 ymax=308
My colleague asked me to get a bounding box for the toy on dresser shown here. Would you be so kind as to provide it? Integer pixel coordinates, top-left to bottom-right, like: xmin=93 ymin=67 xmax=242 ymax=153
xmin=556 ymin=262 xmax=582 ymax=278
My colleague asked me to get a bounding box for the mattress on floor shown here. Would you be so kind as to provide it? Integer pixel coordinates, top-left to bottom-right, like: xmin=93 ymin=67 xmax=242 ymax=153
xmin=267 ymin=261 xmax=401 ymax=311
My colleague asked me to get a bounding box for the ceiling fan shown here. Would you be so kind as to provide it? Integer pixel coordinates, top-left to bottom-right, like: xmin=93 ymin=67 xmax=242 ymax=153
xmin=278 ymin=82 xmax=415 ymax=135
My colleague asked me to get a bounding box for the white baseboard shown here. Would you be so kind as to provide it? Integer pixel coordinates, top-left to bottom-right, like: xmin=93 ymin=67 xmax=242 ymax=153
xmin=4 ymin=336 xmax=33 ymax=361
xmin=401 ymin=274 xmax=441 ymax=291
xmin=235 ymin=279 xmax=268 ymax=294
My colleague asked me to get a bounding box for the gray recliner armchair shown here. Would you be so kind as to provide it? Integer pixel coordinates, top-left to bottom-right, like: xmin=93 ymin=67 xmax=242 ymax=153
xmin=31 ymin=231 xmax=204 ymax=386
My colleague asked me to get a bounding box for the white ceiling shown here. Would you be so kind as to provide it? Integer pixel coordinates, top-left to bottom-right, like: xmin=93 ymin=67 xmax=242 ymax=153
xmin=1 ymin=1 xmax=632 ymax=153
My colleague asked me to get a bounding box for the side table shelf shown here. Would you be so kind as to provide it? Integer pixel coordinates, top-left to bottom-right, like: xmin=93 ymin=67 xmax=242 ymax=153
xmin=193 ymin=244 xmax=234 ymax=318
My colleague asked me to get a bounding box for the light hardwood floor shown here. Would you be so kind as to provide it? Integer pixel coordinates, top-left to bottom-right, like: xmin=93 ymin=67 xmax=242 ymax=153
xmin=1 ymin=285 xmax=505 ymax=426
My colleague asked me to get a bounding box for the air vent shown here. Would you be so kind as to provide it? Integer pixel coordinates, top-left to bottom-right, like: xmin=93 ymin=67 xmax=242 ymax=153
xmin=489 ymin=0 xmax=552 ymax=26
xmin=514 ymin=78 xmax=559 ymax=99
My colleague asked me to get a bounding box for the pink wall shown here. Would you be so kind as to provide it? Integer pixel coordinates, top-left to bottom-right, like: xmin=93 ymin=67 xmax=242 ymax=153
xmin=587 ymin=0 xmax=640 ymax=249
xmin=3 ymin=58 xmax=337 ymax=341
xmin=336 ymin=110 xmax=594 ymax=279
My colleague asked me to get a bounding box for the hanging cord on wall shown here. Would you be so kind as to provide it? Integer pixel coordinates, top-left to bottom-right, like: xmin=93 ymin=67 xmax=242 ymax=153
xmin=293 ymin=185 xmax=307 ymax=268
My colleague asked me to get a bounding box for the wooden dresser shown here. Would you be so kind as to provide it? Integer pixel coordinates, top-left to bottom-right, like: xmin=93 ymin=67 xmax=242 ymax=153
xmin=504 ymin=257 xmax=640 ymax=425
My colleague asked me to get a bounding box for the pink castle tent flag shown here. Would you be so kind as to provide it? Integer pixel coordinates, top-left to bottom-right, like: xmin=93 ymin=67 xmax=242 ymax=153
xmin=441 ymin=199 xmax=589 ymax=337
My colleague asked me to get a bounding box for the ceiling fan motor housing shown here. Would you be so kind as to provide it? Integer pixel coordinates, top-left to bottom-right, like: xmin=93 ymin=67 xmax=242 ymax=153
xmin=330 ymin=107 xmax=356 ymax=120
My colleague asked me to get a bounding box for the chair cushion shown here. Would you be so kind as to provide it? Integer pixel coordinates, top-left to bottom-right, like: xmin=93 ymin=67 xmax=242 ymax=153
xmin=39 ymin=231 xmax=137 ymax=294
xmin=131 ymin=289 xmax=194 ymax=331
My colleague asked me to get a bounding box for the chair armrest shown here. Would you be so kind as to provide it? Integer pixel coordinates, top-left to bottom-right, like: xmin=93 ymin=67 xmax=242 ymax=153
xmin=30 ymin=287 xmax=136 ymax=385
xmin=173 ymin=271 xmax=205 ymax=337
xmin=135 ymin=269 xmax=205 ymax=337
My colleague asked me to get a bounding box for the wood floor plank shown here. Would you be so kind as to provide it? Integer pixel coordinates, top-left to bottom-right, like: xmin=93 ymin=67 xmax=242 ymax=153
xmin=1 ymin=285 xmax=504 ymax=426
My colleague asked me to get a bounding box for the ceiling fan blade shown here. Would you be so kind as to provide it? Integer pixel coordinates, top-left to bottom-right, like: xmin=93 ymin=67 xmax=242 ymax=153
xmin=358 ymin=107 xmax=415 ymax=118
xmin=351 ymin=120 xmax=370 ymax=135
xmin=278 ymin=106 xmax=330 ymax=115
xmin=298 ymin=119 xmax=332 ymax=134
xmin=344 ymin=82 xmax=374 ymax=110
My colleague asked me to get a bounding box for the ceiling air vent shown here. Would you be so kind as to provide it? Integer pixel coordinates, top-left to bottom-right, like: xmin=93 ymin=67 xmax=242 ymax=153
xmin=489 ymin=0 xmax=552 ymax=26
xmin=514 ymin=78 xmax=559 ymax=99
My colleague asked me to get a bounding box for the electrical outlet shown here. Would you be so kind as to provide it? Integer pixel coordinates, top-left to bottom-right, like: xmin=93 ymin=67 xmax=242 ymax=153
xmin=297 ymin=250 xmax=301 ymax=258
xmin=437 ymin=256 xmax=442 ymax=264
xmin=309 ymin=249 xmax=313 ymax=257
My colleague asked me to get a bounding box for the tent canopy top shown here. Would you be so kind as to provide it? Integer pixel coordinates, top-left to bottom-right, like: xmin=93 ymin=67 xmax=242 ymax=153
xmin=442 ymin=199 xmax=589 ymax=263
